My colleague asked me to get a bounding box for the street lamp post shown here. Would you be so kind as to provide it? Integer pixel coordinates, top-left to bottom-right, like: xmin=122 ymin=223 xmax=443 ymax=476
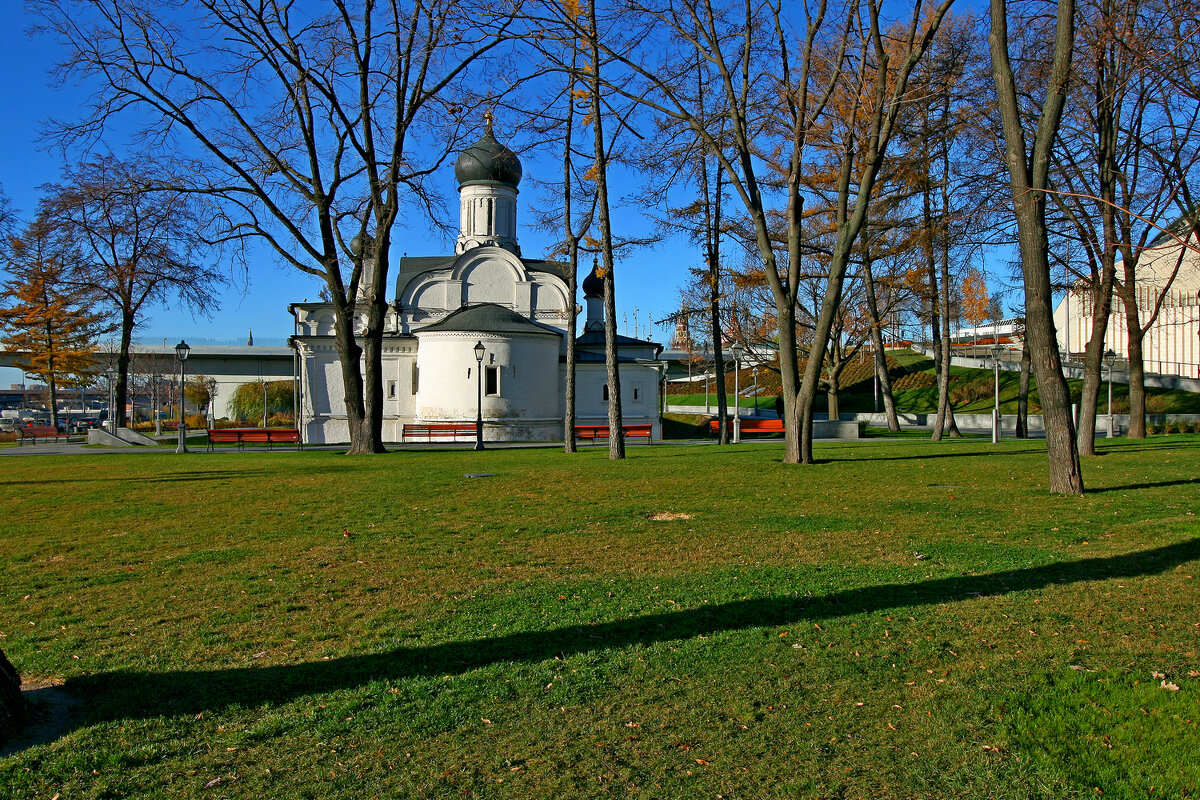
xmin=175 ymin=340 xmax=190 ymax=453
xmin=1105 ymin=349 xmax=1116 ymax=438
xmin=731 ymin=342 xmax=743 ymax=443
xmin=991 ymin=343 xmax=1004 ymax=444
xmin=473 ymin=340 xmax=486 ymax=451
xmin=152 ymin=374 xmax=161 ymax=436
xmin=752 ymin=368 xmax=759 ymax=415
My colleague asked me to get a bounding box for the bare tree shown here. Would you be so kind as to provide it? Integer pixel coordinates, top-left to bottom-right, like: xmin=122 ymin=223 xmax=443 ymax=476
xmin=1046 ymin=0 xmax=1200 ymax=448
xmin=583 ymin=0 xmax=951 ymax=464
xmin=40 ymin=158 xmax=222 ymax=429
xmin=989 ymin=0 xmax=1085 ymax=493
xmin=34 ymin=0 xmax=514 ymax=453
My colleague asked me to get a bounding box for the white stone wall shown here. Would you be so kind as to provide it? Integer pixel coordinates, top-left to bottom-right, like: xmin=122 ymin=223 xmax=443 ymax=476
xmin=573 ymin=363 xmax=663 ymax=439
xmin=414 ymin=331 xmax=561 ymax=441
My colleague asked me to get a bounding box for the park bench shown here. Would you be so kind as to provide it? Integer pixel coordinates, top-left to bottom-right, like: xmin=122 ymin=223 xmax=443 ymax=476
xmin=206 ymin=428 xmax=301 ymax=451
xmin=574 ymin=423 xmax=653 ymax=445
xmin=17 ymin=425 xmax=77 ymax=445
xmin=402 ymin=422 xmax=478 ymax=443
xmin=708 ymin=418 xmax=785 ymax=437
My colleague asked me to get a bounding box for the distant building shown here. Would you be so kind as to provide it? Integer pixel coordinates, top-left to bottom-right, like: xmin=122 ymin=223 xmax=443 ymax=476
xmin=1053 ymin=226 xmax=1200 ymax=377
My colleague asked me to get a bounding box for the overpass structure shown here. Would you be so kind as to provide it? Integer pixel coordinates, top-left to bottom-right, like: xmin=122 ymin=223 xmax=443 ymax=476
xmin=0 ymin=344 xmax=295 ymax=421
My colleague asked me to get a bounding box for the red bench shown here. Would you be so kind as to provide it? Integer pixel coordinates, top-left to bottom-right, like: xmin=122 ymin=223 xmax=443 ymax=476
xmin=402 ymin=423 xmax=478 ymax=443
xmin=18 ymin=425 xmax=77 ymax=445
xmin=708 ymin=418 xmax=785 ymax=436
xmin=206 ymin=428 xmax=301 ymax=451
xmin=574 ymin=424 xmax=653 ymax=445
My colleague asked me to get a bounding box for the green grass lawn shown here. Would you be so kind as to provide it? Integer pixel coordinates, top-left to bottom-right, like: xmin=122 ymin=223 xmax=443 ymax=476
xmin=2 ymin=439 xmax=1199 ymax=798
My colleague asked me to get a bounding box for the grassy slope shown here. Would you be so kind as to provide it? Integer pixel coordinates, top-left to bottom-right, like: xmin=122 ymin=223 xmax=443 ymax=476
xmin=668 ymin=350 xmax=1200 ymax=416
xmin=2 ymin=440 xmax=1199 ymax=799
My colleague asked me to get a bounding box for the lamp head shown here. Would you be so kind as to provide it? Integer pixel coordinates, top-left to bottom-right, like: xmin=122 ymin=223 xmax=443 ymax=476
xmin=1104 ymin=349 xmax=1116 ymax=367
xmin=175 ymin=340 xmax=191 ymax=362
xmin=473 ymin=341 xmax=485 ymax=363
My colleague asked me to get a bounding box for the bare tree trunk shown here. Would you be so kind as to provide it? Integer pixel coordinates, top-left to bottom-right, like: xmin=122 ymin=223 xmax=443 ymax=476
xmin=932 ymin=240 xmax=956 ymax=441
xmin=1076 ymin=302 xmax=1110 ymax=454
xmin=560 ymin=50 xmax=584 ymax=454
xmin=1119 ymin=285 xmax=1148 ymax=438
xmin=706 ymin=166 xmax=729 ymax=445
xmin=778 ymin=306 xmax=801 ymax=461
xmin=862 ymin=255 xmax=900 ymax=432
xmin=584 ymin=1 xmax=624 ymax=461
xmin=826 ymin=366 xmax=841 ymax=421
xmin=329 ymin=290 xmax=375 ymax=455
xmin=117 ymin=311 xmax=135 ymax=428
xmin=1016 ymin=336 xmax=1031 ymax=438
xmin=563 ymin=266 xmax=579 ymax=452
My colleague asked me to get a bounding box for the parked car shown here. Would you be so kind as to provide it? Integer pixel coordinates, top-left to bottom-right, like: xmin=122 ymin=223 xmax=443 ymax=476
xmin=0 ymin=418 xmax=16 ymax=433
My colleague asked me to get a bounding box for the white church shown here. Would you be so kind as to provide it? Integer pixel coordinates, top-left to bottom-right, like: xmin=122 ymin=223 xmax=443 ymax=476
xmin=289 ymin=122 xmax=664 ymax=444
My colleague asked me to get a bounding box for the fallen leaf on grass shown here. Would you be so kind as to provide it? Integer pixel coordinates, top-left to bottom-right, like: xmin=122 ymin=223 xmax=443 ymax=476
xmin=647 ymin=512 xmax=695 ymax=521
xmin=1160 ymin=680 xmax=1180 ymax=691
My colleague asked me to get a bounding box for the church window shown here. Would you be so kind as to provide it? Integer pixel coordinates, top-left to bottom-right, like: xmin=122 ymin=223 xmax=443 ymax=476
xmin=388 ymin=380 xmax=396 ymax=399
xmin=411 ymin=363 xmax=419 ymax=394
xmin=632 ymin=384 xmax=641 ymax=403
xmin=602 ymin=384 xmax=609 ymax=402
xmin=485 ymin=365 xmax=500 ymax=396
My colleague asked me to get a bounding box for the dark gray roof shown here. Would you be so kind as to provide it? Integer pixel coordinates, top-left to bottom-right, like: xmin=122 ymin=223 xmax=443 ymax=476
xmin=416 ymin=303 xmax=561 ymax=337
xmin=575 ymin=329 xmax=661 ymax=350
xmin=455 ymin=130 xmax=523 ymax=187
xmin=582 ymin=261 xmax=604 ymax=296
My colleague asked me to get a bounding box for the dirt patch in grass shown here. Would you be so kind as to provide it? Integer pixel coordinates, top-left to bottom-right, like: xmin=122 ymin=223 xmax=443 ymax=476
xmin=646 ymin=511 xmax=695 ymax=521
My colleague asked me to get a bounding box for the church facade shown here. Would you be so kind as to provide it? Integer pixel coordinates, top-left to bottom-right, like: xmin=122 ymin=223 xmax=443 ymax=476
xmin=289 ymin=124 xmax=663 ymax=444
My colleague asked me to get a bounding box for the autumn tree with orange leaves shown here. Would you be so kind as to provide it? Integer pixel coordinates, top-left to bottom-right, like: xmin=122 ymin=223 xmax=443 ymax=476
xmin=959 ymin=266 xmax=991 ymax=341
xmin=0 ymin=218 xmax=103 ymax=428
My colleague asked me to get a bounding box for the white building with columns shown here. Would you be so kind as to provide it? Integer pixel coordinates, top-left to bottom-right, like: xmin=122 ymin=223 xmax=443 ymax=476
xmin=289 ymin=122 xmax=663 ymax=444
xmin=1053 ymin=226 xmax=1200 ymax=378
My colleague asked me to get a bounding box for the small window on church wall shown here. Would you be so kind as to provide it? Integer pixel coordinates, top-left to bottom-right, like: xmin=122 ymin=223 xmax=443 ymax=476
xmin=602 ymin=384 xmax=609 ymax=402
xmin=411 ymin=363 xmax=419 ymax=394
xmin=485 ymin=365 xmax=500 ymax=396
xmin=388 ymin=381 xmax=396 ymax=399
xmin=633 ymin=384 xmax=642 ymax=403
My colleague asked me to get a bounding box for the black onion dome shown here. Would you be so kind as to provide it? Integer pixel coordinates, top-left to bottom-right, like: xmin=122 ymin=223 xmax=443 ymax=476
xmin=454 ymin=129 xmax=523 ymax=188
xmin=581 ymin=260 xmax=604 ymax=297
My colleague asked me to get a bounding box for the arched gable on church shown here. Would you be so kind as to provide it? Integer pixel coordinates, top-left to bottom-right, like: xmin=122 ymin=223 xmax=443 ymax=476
xmin=395 ymin=247 xmax=570 ymax=334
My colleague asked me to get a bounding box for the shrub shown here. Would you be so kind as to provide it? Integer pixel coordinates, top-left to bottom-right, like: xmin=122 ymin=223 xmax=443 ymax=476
xmin=893 ymin=372 xmax=936 ymax=390
xmin=949 ymin=376 xmax=993 ymax=406
xmin=229 ymin=380 xmax=294 ymax=423
xmin=1145 ymin=394 xmax=1169 ymax=413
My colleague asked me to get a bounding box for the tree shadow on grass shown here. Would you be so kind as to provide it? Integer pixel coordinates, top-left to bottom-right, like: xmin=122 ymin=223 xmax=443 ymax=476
xmin=0 ymin=470 xmax=276 ymax=488
xmin=1087 ymin=478 xmax=1199 ymax=493
xmin=27 ymin=537 xmax=1200 ymax=746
